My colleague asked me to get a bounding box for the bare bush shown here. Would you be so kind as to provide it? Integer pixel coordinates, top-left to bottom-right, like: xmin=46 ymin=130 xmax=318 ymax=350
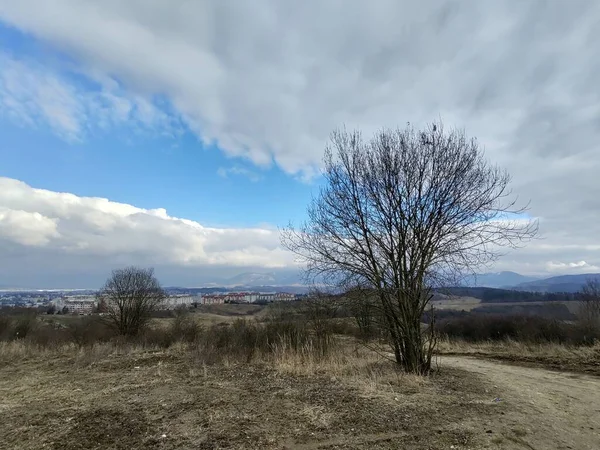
xmin=13 ymin=314 xmax=38 ymax=339
xmin=579 ymin=278 xmax=600 ymax=330
xmin=0 ymin=315 xmax=12 ymax=341
xmin=282 ymin=122 xmax=537 ymax=374
xmin=343 ymin=287 xmax=383 ymax=340
xmin=98 ymin=266 xmax=167 ymax=337
xmin=169 ymin=307 xmax=202 ymax=343
xmin=439 ymin=314 xmax=600 ymax=346
xmin=68 ymin=317 xmax=115 ymax=347
xmin=301 ymin=290 xmax=342 ymax=356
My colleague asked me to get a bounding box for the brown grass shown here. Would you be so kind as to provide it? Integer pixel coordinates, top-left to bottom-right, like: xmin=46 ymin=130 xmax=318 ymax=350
xmin=0 ymin=337 xmax=506 ymax=449
xmin=3 ymin=309 xmax=599 ymax=448
xmin=437 ymin=337 xmax=600 ymax=375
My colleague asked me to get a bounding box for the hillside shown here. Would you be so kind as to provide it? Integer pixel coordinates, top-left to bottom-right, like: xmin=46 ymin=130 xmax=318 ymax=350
xmin=437 ymin=286 xmax=580 ymax=303
xmin=464 ymin=271 xmax=539 ymax=288
xmin=513 ymin=273 xmax=600 ymax=293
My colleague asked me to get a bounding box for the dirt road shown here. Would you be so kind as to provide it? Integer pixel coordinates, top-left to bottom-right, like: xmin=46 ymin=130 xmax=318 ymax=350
xmin=442 ymin=356 xmax=600 ymax=450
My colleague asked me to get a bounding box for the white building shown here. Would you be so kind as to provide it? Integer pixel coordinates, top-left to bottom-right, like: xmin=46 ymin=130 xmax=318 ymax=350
xmin=197 ymin=292 xmax=296 ymax=305
xmin=201 ymin=294 xmax=226 ymax=305
xmin=57 ymin=296 xmax=97 ymax=314
xmin=162 ymin=295 xmax=198 ymax=309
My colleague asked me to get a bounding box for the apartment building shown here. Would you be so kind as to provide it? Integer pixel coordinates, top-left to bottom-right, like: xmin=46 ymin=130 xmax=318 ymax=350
xmin=62 ymin=297 xmax=96 ymax=314
xmin=162 ymin=295 xmax=198 ymax=309
xmin=200 ymin=292 xmax=296 ymax=304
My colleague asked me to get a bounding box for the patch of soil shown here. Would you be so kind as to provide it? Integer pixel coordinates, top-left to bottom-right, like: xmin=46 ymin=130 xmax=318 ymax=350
xmin=440 ymin=350 xmax=600 ymax=376
xmin=0 ymin=351 xmax=506 ymax=450
xmin=51 ymin=408 xmax=153 ymax=450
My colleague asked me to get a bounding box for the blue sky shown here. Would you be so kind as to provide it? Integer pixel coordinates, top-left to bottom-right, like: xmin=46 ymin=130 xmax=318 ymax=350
xmin=1 ymin=1 xmax=600 ymax=287
xmin=0 ymin=24 xmax=316 ymax=229
xmin=1 ymin=119 xmax=315 ymax=228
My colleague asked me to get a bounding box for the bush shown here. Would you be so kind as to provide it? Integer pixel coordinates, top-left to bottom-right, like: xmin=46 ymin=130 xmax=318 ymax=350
xmin=188 ymin=318 xmax=335 ymax=364
xmin=26 ymin=326 xmax=71 ymax=347
xmin=68 ymin=317 xmax=116 ymax=347
xmin=438 ymin=314 xmax=600 ymax=345
xmin=169 ymin=309 xmax=202 ymax=343
xmin=0 ymin=315 xmax=12 ymax=340
xmin=0 ymin=310 xmax=341 ymax=362
xmin=13 ymin=314 xmax=38 ymax=339
xmin=139 ymin=326 xmax=176 ymax=349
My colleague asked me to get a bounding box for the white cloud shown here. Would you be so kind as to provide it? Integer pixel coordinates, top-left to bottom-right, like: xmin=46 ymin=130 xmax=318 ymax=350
xmin=0 ymin=52 xmax=183 ymax=140
xmin=0 ymin=1 xmax=599 ymax=277
xmin=217 ymin=166 xmax=263 ymax=182
xmin=0 ymin=208 xmax=60 ymax=246
xmin=545 ymin=261 xmax=600 ymax=273
xmin=0 ymin=177 xmax=295 ymax=286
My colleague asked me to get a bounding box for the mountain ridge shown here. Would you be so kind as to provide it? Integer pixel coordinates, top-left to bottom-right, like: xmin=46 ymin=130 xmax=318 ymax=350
xmin=512 ymin=273 xmax=600 ymax=293
xmin=463 ymin=271 xmax=540 ymax=288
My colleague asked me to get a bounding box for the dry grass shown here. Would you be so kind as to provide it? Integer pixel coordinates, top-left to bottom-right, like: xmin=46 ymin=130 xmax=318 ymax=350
xmin=270 ymin=339 xmax=428 ymax=398
xmin=431 ymin=296 xmax=481 ymax=311
xmin=437 ymin=337 xmax=600 ymax=375
xmin=0 ymin=338 xmax=505 ymax=450
xmin=5 ymin=309 xmax=598 ymax=448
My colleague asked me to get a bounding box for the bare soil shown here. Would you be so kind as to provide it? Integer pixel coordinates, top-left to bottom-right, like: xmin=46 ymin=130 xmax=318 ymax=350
xmin=0 ymin=346 xmax=503 ymax=450
xmin=2 ymin=345 xmax=598 ymax=449
xmin=442 ymin=356 xmax=600 ymax=450
xmin=438 ymin=340 xmax=600 ymax=376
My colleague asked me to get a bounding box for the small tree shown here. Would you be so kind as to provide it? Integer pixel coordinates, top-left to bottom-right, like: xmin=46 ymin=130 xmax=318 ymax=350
xmin=579 ymin=278 xmax=600 ymax=329
xmin=98 ymin=266 xmax=166 ymax=337
xmin=95 ymin=298 xmax=108 ymax=314
xmin=283 ymin=122 xmax=537 ymax=374
xmin=343 ymin=287 xmax=380 ymax=340
xmin=302 ymin=289 xmax=343 ymax=356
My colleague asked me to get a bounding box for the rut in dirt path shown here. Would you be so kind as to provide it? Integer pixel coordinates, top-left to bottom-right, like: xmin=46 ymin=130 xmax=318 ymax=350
xmin=442 ymin=356 xmax=600 ymax=450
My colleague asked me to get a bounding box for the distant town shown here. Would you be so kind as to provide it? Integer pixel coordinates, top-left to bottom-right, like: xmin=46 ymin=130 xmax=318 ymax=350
xmin=0 ymin=288 xmax=303 ymax=315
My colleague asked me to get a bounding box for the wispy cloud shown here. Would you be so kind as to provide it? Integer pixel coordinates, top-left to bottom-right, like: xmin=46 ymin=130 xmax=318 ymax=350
xmin=0 ymin=51 xmax=184 ymax=140
xmin=217 ymin=166 xmax=263 ymax=182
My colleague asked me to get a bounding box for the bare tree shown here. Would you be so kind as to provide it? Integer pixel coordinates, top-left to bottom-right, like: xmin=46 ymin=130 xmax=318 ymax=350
xmin=301 ymin=289 xmax=342 ymax=357
xmin=282 ymin=122 xmax=537 ymax=374
xmin=579 ymin=278 xmax=600 ymax=329
xmin=343 ymin=286 xmax=380 ymax=340
xmin=98 ymin=266 xmax=166 ymax=337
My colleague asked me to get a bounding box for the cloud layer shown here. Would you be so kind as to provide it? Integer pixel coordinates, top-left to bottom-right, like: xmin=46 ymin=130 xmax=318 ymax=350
xmin=0 ymin=1 xmax=599 ymax=280
xmin=0 ymin=52 xmax=182 ymax=140
xmin=0 ymin=177 xmax=293 ymax=287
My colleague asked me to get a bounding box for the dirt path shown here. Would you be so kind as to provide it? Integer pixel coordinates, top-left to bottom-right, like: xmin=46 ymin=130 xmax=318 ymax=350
xmin=442 ymin=356 xmax=600 ymax=450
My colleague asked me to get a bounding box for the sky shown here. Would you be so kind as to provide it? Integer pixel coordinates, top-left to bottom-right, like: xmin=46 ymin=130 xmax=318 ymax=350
xmin=0 ymin=0 xmax=599 ymax=288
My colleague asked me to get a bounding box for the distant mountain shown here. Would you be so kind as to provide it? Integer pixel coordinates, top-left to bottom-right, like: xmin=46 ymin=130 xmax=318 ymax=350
xmin=235 ymin=285 xmax=310 ymax=294
xmin=223 ymin=271 xmax=303 ymax=287
xmin=225 ymin=272 xmax=277 ymax=286
xmin=463 ymin=271 xmax=540 ymax=289
xmin=513 ymin=273 xmax=600 ymax=293
xmin=165 ymin=284 xmax=310 ymax=295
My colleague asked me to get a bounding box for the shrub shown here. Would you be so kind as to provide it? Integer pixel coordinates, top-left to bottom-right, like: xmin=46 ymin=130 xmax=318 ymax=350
xmin=168 ymin=310 xmax=202 ymax=343
xmin=139 ymin=326 xmax=176 ymax=349
xmin=0 ymin=315 xmax=12 ymax=341
xmin=188 ymin=318 xmax=335 ymax=364
xmin=13 ymin=314 xmax=38 ymax=339
xmin=68 ymin=317 xmax=116 ymax=347
xmin=26 ymin=325 xmax=71 ymax=348
xmin=438 ymin=314 xmax=600 ymax=345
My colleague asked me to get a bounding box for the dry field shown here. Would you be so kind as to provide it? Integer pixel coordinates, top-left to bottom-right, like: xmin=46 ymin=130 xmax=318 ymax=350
xmin=1 ymin=310 xmax=599 ymax=449
xmin=1 ymin=340 xmax=512 ymax=450
xmin=431 ymin=296 xmax=481 ymax=311
xmin=438 ymin=338 xmax=600 ymax=375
